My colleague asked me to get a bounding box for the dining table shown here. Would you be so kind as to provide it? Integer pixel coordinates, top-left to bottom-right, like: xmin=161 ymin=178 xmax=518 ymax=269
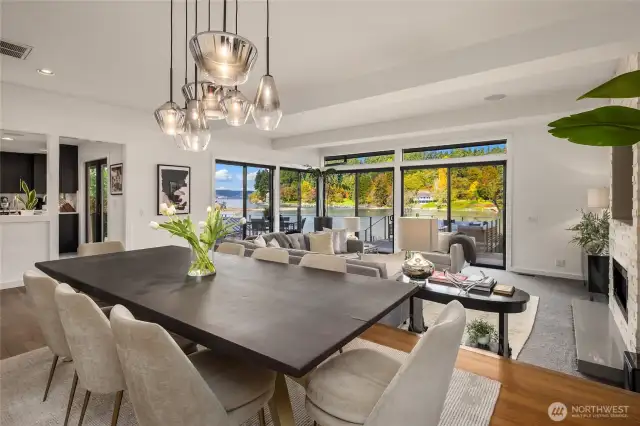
xmin=36 ymin=245 xmax=418 ymax=426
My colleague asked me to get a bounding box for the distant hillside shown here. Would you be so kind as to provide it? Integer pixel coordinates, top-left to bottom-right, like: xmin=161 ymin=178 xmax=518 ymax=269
xmin=216 ymin=189 xmax=253 ymax=199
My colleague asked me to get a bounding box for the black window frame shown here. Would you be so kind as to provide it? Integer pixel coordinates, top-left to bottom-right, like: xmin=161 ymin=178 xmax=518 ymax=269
xmin=400 ymin=159 xmax=507 ymax=269
xmin=322 ymin=166 xmax=395 ymax=246
xmin=214 ymin=160 xmax=275 ymax=240
xmin=402 ymin=140 xmax=507 ymax=161
xmin=279 ymin=166 xmax=320 ymax=232
xmin=324 ymin=150 xmax=395 ymax=166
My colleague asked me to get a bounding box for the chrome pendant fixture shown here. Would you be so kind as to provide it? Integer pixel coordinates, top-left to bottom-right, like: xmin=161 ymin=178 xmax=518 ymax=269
xmin=175 ymin=0 xmax=210 ymax=151
xmin=201 ymin=83 xmax=226 ymax=120
xmin=252 ymin=0 xmax=282 ymax=131
xmin=221 ymin=88 xmax=253 ymax=126
xmin=154 ymin=0 xmax=185 ymax=136
xmin=190 ymin=0 xmax=257 ymax=87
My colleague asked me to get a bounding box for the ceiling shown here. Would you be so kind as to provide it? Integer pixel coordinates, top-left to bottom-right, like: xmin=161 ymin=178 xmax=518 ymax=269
xmin=0 ymin=130 xmax=46 ymax=153
xmin=2 ymin=0 xmax=640 ymax=147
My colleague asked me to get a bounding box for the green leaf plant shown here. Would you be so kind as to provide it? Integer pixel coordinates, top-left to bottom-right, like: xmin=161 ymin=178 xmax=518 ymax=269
xmin=16 ymin=179 xmax=38 ymax=210
xmin=548 ymin=70 xmax=640 ymax=146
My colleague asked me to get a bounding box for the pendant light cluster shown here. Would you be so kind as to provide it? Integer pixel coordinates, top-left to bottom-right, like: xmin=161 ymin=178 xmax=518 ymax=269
xmin=154 ymin=0 xmax=282 ymax=151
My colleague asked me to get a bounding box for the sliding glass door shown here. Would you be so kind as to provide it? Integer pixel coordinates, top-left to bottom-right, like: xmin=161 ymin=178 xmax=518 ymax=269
xmin=215 ymin=161 xmax=274 ymax=240
xmin=279 ymin=168 xmax=317 ymax=233
xmin=325 ymin=168 xmax=394 ymax=252
xmin=86 ymin=158 xmax=108 ymax=243
xmin=402 ymin=161 xmax=506 ymax=268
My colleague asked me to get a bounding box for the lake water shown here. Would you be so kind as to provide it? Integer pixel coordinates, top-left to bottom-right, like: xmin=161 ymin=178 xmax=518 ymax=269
xmin=219 ymin=198 xmax=500 ymax=241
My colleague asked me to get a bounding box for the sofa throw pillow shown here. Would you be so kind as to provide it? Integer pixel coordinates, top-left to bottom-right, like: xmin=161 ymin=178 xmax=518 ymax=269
xmin=286 ymin=233 xmax=301 ymax=250
xmin=308 ymin=232 xmax=334 ymax=255
xmin=268 ymin=238 xmax=281 ymax=248
xmin=272 ymin=232 xmax=293 ymax=249
xmin=437 ymin=232 xmax=452 ymax=253
xmin=450 ymin=233 xmax=477 ymax=263
xmin=323 ymin=228 xmax=347 ymax=253
xmin=254 ymin=235 xmax=267 ymax=248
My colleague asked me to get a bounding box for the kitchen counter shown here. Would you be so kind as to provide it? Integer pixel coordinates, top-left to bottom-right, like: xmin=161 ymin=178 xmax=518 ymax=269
xmin=0 ymin=214 xmax=52 ymax=288
xmin=0 ymin=214 xmax=51 ymax=223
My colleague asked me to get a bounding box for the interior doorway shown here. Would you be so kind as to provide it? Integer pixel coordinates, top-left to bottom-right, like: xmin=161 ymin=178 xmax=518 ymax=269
xmin=85 ymin=158 xmax=108 ymax=243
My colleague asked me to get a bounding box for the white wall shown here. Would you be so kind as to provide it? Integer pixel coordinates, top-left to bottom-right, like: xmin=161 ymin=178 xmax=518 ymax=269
xmin=1 ymin=83 xmax=318 ymax=252
xmin=77 ymin=140 xmax=125 ymax=245
xmin=319 ymin=123 xmax=609 ymax=279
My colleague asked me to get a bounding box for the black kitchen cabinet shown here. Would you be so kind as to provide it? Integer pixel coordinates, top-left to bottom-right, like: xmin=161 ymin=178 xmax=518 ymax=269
xmin=59 ymin=144 xmax=78 ymax=193
xmin=33 ymin=154 xmax=47 ymax=194
xmin=59 ymin=213 xmax=79 ymax=254
xmin=0 ymin=152 xmax=34 ymax=193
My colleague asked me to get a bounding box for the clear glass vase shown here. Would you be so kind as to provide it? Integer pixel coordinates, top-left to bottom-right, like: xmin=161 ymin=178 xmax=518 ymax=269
xmin=188 ymin=246 xmax=216 ymax=277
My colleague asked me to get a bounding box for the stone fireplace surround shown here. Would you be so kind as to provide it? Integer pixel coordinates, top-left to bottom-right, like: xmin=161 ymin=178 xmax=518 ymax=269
xmin=609 ymin=54 xmax=640 ymax=354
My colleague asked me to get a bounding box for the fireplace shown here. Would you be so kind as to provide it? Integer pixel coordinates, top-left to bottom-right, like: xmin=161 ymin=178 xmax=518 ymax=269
xmin=613 ymin=259 xmax=628 ymax=322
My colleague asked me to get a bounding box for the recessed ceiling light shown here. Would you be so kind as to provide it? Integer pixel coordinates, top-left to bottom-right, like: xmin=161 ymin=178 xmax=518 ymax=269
xmin=37 ymin=68 xmax=55 ymax=76
xmin=1 ymin=136 xmax=14 ymax=141
xmin=484 ymin=94 xmax=506 ymax=101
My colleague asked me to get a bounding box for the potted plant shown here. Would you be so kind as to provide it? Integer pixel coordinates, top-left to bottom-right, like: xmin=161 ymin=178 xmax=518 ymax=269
xmin=548 ymin=70 xmax=640 ymax=146
xmin=568 ymin=209 xmax=610 ymax=298
xmin=149 ymin=203 xmax=245 ymax=277
xmin=306 ymin=166 xmax=337 ymax=231
xmin=466 ymin=319 xmax=497 ymax=346
xmin=15 ymin=179 xmax=38 ymax=215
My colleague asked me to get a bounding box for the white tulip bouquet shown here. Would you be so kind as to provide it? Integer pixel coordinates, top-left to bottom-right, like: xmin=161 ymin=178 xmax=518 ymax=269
xmin=150 ymin=203 xmax=246 ymax=276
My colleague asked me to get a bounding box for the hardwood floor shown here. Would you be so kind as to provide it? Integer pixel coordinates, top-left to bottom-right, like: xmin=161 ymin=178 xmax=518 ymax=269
xmin=0 ymin=287 xmax=45 ymax=359
xmin=361 ymin=325 xmax=640 ymax=426
xmin=2 ymin=287 xmax=639 ymax=425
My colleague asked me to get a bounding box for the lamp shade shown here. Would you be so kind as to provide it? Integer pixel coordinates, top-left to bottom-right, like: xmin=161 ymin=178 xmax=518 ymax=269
xmin=189 ymin=31 xmax=258 ymax=87
xmin=397 ymin=217 xmax=438 ymax=252
xmin=343 ymin=217 xmax=361 ymax=233
xmin=252 ymin=75 xmax=282 ymax=131
xmin=588 ymin=188 xmax=609 ymax=209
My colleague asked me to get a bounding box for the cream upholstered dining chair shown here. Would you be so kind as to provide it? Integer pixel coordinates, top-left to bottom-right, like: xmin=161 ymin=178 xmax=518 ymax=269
xmin=299 ymin=253 xmax=347 ymax=273
xmin=78 ymin=241 xmax=125 ymax=257
xmin=216 ymin=242 xmax=246 ymax=257
xmin=305 ymin=300 xmax=466 ymax=426
xmin=110 ymin=304 xmax=276 ymax=426
xmin=22 ymin=271 xmax=72 ymax=402
xmin=55 ymin=283 xmax=126 ymax=426
xmin=251 ymin=247 xmax=289 ymax=264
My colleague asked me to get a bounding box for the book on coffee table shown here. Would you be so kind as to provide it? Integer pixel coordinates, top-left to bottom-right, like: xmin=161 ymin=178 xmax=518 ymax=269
xmin=428 ymin=271 xmax=468 ymax=284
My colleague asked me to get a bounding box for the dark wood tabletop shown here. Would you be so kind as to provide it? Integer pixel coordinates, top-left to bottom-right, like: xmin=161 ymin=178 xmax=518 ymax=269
xmin=37 ymin=246 xmax=417 ymax=377
xmin=396 ymin=274 xmax=529 ymax=314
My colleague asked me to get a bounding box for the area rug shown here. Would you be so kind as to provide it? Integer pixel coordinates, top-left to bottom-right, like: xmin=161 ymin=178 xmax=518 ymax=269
xmin=421 ymin=295 xmax=539 ymax=359
xmin=1 ymin=339 xmax=500 ymax=426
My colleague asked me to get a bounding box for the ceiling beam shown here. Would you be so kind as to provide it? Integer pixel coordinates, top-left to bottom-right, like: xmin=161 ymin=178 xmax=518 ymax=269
xmin=271 ymin=90 xmax=604 ymax=150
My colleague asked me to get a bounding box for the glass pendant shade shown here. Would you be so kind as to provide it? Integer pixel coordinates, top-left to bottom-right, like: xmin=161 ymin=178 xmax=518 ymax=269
xmin=220 ymin=89 xmax=253 ymax=127
xmin=201 ymin=83 xmax=225 ymax=120
xmin=181 ymin=82 xmax=200 ymax=102
xmin=175 ymin=100 xmax=211 ymax=151
xmin=189 ymin=32 xmax=258 ymax=86
xmin=154 ymin=101 xmax=186 ymax=136
xmin=252 ymin=75 xmax=282 ymax=131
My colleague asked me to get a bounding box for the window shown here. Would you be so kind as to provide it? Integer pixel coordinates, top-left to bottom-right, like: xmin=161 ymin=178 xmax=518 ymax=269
xmin=324 ymin=168 xmax=394 ymax=251
xmin=403 ymin=141 xmax=506 ymax=161
xmin=401 ymin=162 xmax=506 ymax=268
xmin=215 ymin=161 xmax=274 ymax=240
xmin=279 ymin=168 xmax=317 ymax=233
xmin=324 ymin=150 xmax=394 ymax=166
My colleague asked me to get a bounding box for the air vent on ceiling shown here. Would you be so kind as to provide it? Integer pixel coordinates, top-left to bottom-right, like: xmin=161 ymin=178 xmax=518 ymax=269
xmin=0 ymin=39 xmax=33 ymax=60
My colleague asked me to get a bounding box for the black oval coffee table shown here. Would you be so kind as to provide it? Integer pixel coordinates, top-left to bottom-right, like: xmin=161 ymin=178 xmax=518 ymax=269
xmin=397 ymin=274 xmax=530 ymax=359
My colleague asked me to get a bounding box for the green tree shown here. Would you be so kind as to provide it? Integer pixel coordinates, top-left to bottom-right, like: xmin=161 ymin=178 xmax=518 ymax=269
xmin=252 ymin=169 xmax=271 ymax=202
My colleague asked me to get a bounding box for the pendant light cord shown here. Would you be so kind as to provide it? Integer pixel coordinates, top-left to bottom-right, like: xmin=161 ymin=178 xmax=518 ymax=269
xmin=169 ymin=0 xmax=174 ymax=102
xmin=195 ymin=0 xmax=198 ymax=98
xmin=184 ymin=0 xmax=188 ymax=107
xmin=266 ymin=0 xmax=270 ymax=76
xmin=208 ymin=0 xmax=211 ymax=31
xmin=223 ymin=0 xmax=227 ymax=32
xmin=234 ymin=0 xmax=239 ymax=91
